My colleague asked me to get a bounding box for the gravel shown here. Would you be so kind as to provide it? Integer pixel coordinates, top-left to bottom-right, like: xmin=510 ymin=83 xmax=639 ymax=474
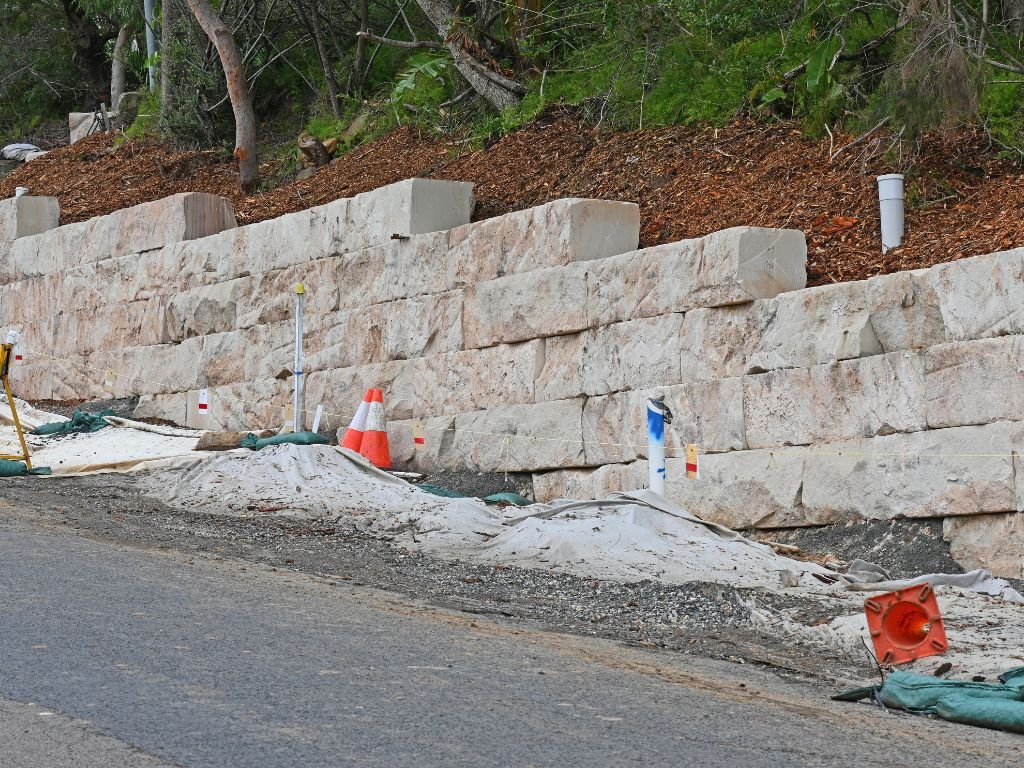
xmin=0 ymin=470 xmax=875 ymax=684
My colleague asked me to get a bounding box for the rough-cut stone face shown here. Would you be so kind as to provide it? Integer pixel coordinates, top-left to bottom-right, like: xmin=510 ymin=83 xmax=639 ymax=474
xmin=925 ymin=336 xmax=1024 ymax=429
xmin=463 ymin=261 xmax=589 ymax=348
xmin=0 ymin=196 xmax=59 ymax=240
xmin=928 ymin=248 xmax=1024 ymax=341
xmin=536 ymin=314 xmax=685 ymax=401
xmin=581 ymin=379 xmax=745 ymax=465
xmin=944 ymin=512 xmax=1024 ymax=579
xmin=532 ymin=462 xmax=647 ymax=502
xmin=800 ymin=422 xmax=1018 ymax=522
xmin=447 ymin=199 xmax=640 ymax=287
xmin=664 ymin=451 xmax=807 ymax=530
xmin=866 ymin=270 xmax=946 ymax=351
xmin=452 ymin=399 xmax=586 ymax=472
xmin=743 ymin=351 xmax=927 ymax=448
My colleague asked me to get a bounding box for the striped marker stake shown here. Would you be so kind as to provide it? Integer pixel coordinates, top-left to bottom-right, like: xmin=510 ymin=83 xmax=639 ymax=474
xmin=13 ymin=346 xmax=22 ymax=363
xmin=647 ymin=396 xmax=673 ymax=496
xmin=412 ymin=420 xmax=425 ymax=449
xmin=685 ymin=444 xmax=700 ymax=479
xmin=198 ymin=388 xmax=210 ymax=417
xmin=311 ymin=404 xmax=324 ymax=434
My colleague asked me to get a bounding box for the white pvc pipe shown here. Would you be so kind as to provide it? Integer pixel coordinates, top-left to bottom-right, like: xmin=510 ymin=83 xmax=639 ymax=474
xmin=877 ymin=173 xmax=905 ymax=254
xmin=647 ymin=397 xmax=668 ymax=496
xmin=293 ymin=284 xmax=304 ymax=433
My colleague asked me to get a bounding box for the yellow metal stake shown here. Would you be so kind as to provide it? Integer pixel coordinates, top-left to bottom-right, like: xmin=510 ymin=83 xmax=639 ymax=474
xmin=0 ymin=343 xmax=32 ymax=469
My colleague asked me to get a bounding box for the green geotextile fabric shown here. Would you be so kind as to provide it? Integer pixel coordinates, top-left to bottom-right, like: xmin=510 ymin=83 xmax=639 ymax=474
xmin=240 ymin=431 xmax=329 ymax=450
xmin=835 ymin=668 xmax=1024 ymax=734
xmin=416 ymin=484 xmax=531 ymax=506
xmin=31 ymin=409 xmax=114 ymax=436
xmin=0 ymin=459 xmax=51 ymax=477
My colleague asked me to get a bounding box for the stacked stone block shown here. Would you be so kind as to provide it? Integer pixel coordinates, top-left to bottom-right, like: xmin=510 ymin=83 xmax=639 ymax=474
xmin=1 ymin=183 xmax=1023 ymax=577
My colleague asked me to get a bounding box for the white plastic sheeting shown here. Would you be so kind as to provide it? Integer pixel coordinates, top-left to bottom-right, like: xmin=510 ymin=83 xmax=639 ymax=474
xmin=148 ymin=444 xmax=838 ymax=589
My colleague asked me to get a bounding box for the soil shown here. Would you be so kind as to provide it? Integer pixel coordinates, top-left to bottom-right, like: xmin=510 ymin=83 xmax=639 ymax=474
xmin=3 ymin=113 xmax=1022 ymax=287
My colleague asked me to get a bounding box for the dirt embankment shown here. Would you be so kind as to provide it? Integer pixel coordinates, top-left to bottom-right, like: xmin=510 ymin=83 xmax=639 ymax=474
xmin=3 ymin=114 xmax=1022 ymax=286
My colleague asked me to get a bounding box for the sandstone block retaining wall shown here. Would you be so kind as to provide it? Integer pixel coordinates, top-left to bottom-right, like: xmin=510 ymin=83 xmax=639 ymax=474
xmin=1 ymin=183 xmax=1021 ymax=577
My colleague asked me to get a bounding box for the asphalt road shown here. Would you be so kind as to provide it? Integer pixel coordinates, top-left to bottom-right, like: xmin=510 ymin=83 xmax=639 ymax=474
xmin=2 ymin=520 xmax=1022 ymax=768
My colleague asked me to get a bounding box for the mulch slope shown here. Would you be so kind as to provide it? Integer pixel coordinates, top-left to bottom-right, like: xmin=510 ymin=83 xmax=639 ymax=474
xmin=2 ymin=116 xmax=1022 ymax=287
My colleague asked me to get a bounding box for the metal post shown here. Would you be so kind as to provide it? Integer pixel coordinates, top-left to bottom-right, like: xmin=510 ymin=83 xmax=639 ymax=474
xmin=143 ymin=0 xmax=157 ymax=91
xmin=293 ymin=284 xmax=305 ymax=433
xmin=647 ymin=396 xmax=672 ymax=496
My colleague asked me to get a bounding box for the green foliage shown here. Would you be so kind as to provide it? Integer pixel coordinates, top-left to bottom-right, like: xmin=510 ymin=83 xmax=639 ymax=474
xmin=980 ymin=78 xmax=1024 ymax=155
xmin=121 ymin=90 xmax=162 ymax=141
xmin=393 ymin=54 xmax=448 ymax=99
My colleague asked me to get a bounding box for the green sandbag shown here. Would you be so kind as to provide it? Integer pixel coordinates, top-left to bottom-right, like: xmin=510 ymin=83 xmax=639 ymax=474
xmin=878 ymin=671 xmax=1024 ymax=711
xmin=835 ymin=669 xmax=1024 ymax=735
xmin=0 ymin=459 xmax=52 ymax=477
xmin=31 ymin=409 xmax=114 ymax=436
xmin=935 ymin=693 xmax=1024 ymax=734
xmin=239 ymin=431 xmax=330 ymax=450
xmin=417 ymin=483 xmax=464 ymax=498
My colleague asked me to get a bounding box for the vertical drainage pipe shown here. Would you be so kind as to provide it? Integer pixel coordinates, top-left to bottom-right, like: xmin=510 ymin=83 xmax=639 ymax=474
xmin=877 ymin=173 xmax=905 ymax=253
xmin=647 ymin=396 xmax=672 ymax=496
xmin=293 ymin=283 xmax=305 ymax=433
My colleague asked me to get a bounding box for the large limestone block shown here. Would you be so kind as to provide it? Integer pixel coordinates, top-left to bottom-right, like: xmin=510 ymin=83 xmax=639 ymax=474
xmin=866 ymin=270 xmax=946 ymax=351
xmin=452 ymin=398 xmax=585 ymax=472
xmin=0 ymin=196 xmax=59 ymax=240
xmin=462 ymin=261 xmax=589 ymax=348
xmin=588 ymin=227 xmax=806 ymax=328
xmin=926 ymin=247 xmax=1024 ymax=341
xmin=232 ymin=208 xmax=319 ymax=277
xmin=101 ymin=192 xmax=236 ymax=261
xmin=344 ymin=179 xmax=473 ymax=248
xmin=390 ymin=340 xmax=543 ymax=420
xmin=532 ymin=462 xmax=647 ymax=503
xmin=49 ymin=299 xmax=170 ymax=356
xmin=387 ymin=415 xmax=457 ymax=472
xmin=305 ymin=290 xmax=463 ymax=370
xmin=800 ymin=422 xmax=1017 ymax=523
xmin=134 ymin=392 xmax=188 ymax=426
xmin=744 ymin=281 xmax=881 ymax=373
xmin=115 ymin=337 xmax=207 ymax=396
xmin=183 ymin=378 xmax=288 ymax=431
xmin=447 ymin=199 xmax=639 ymax=286
xmin=664 ymin=450 xmax=807 ymax=529
xmin=6 ymin=221 xmax=89 ymax=278
xmin=678 ymin=281 xmax=887 ymax=382
xmin=536 ymin=314 xmax=684 ymax=401
xmin=582 ymin=379 xmax=745 ymax=465
xmin=925 ymin=336 xmax=1024 ymax=429
xmin=305 ymin=340 xmax=542 ymax=424
xmin=166 ymin=279 xmax=244 ymax=341
xmin=743 ymin=351 xmax=927 ymax=448
xmin=944 ymin=512 xmax=1024 ymax=579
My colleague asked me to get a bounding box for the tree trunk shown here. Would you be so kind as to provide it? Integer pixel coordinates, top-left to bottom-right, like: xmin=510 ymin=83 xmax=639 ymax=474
xmin=353 ymin=0 xmax=370 ymax=92
xmin=62 ymin=0 xmax=114 ymax=105
xmin=309 ymin=0 xmax=342 ymax=116
xmin=298 ymin=133 xmax=330 ymax=166
xmin=161 ymin=0 xmax=180 ymax=118
xmin=183 ymin=0 xmax=260 ymax=192
xmin=111 ymin=24 xmax=133 ymax=108
xmin=1004 ymin=0 xmax=1024 ymax=35
xmin=413 ymin=0 xmax=524 ymax=111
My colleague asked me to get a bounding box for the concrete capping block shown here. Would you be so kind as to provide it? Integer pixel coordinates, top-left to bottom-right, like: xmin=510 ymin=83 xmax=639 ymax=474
xmin=346 ymin=179 xmax=474 ymax=245
xmin=0 ymin=196 xmax=60 ymax=240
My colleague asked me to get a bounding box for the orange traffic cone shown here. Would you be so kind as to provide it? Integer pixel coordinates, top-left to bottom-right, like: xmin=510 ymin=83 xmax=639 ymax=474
xmin=340 ymin=390 xmax=371 ymax=451
xmin=359 ymin=388 xmax=392 ymax=469
xmin=864 ymin=584 xmax=948 ymax=666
